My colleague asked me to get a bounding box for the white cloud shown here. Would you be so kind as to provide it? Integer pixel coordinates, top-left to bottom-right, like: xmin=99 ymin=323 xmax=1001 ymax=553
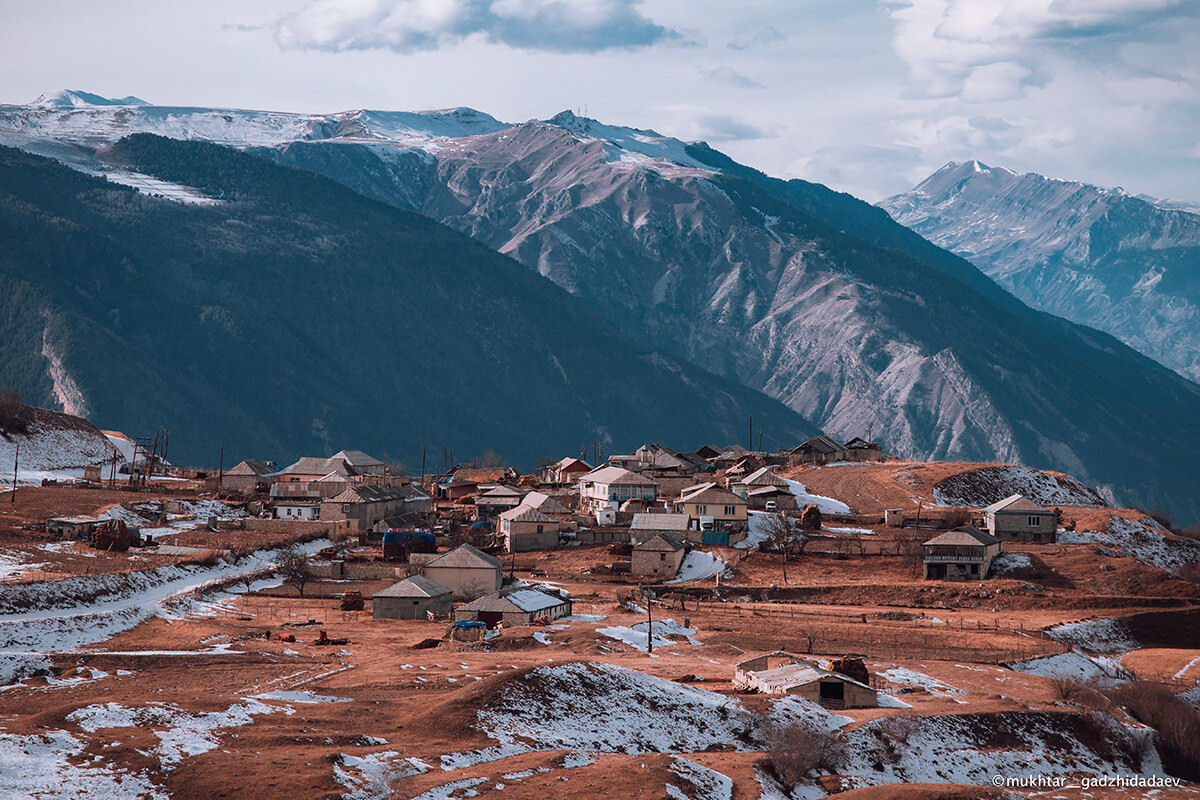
xmin=274 ymin=0 xmax=676 ymax=53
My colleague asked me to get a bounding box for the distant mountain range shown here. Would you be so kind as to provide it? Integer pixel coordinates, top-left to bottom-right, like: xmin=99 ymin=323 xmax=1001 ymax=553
xmin=3 ymin=94 xmax=1200 ymax=523
xmin=0 ymin=138 xmax=817 ymax=469
xmin=881 ymin=160 xmax=1200 ymax=383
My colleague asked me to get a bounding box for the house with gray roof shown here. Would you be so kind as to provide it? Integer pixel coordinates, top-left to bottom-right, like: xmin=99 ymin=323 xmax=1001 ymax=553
xmin=372 ymin=575 xmax=453 ymax=619
xmin=422 ymin=543 xmax=504 ymax=600
xmin=456 ymin=586 xmax=572 ymax=627
xmin=982 ymin=494 xmax=1057 ymax=543
xmin=923 ymin=526 xmax=1002 ymax=580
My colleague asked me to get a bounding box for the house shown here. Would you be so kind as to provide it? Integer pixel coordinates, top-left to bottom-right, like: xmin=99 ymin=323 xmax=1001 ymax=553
xmin=982 ymin=494 xmax=1058 ymax=543
xmin=723 ymin=457 xmax=764 ymax=484
xmin=631 ymin=533 xmax=686 ymax=579
xmin=456 ymin=586 xmax=572 ymax=627
xmin=789 ymin=435 xmax=848 ymax=464
xmin=497 ymin=505 xmax=561 ymax=552
xmin=372 ymin=576 xmax=453 ymax=619
xmin=630 ymin=513 xmax=692 ymax=543
xmin=320 ymin=484 xmax=432 ymax=531
xmin=543 ymin=457 xmax=592 ymax=485
xmin=733 ymin=653 xmax=877 ymax=709
xmin=843 ymin=437 xmax=882 ymax=459
xmin=578 ymin=467 xmax=658 ymax=517
xmin=693 ymin=444 xmax=723 ymax=461
xmin=273 ymin=500 xmax=321 ymax=521
xmin=46 ymin=515 xmax=105 ymax=540
xmin=735 ymin=466 xmax=791 ymax=496
xmin=519 ymin=491 xmax=571 ymax=515
xmin=475 ymin=485 xmax=525 ymax=521
xmin=221 ymin=459 xmax=278 ymax=492
xmin=923 ymin=526 xmax=1003 ymax=581
xmin=673 ymin=483 xmax=748 ymax=530
xmin=747 ymin=486 xmax=797 ymax=511
xmin=435 ymin=479 xmax=478 ymax=502
xmin=272 ymin=467 xmax=356 ymax=501
xmin=330 ymin=449 xmax=385 ymax=476
xmin=422 ymin=544 xmax=504 ymax=600
xmin=608 ymin=444 xmax=693 ymax=477
xmin=277 ymin=456 xmax=357 ymax=484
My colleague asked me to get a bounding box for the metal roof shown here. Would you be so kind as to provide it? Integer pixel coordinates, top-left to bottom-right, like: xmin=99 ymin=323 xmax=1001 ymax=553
xmin=630 ymin=513 xmax=691 ymax=531
xmin=462 ymin=587 xmax=569 ymax=614
xmin=498 ymin=505 xmax=557 ymax=523
xmin=982 ymin=493 xmax=1052 ymax=514
xmin=579 ymin=466 xmax=658 ymax=486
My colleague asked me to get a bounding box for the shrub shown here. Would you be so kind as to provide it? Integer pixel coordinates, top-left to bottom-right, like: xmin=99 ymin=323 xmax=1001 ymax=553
xmin=942 ymin=507 xmax=973 ymax=529
xmin=1050 ymin=678 xmax=1109 ymax=710
xmin=1106 ymin=681 xmax=1200 ymax=781
xmin=764 ymin=721 xmax=842 ymax=786
xmin=0 ymin=389 xmax=34 ymax=434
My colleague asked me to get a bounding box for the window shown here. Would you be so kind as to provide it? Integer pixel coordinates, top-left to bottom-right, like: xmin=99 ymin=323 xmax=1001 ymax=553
xmin=697 ymin=505 xmax=707 ymax=514
xmin=1028 ymin=515 xmax=1041 ymax=526
xmin=660 ymin=553 xmax=666 ymax=561
xmin=970 ymin=563 xmax=979 ymax=575
xmin=536 ymin=525 xmax=543 ymax=533
xmin=724 ymin=506 xmax=735 ymax=515
xmin=342 ymin=503 xmax=351 ymax=513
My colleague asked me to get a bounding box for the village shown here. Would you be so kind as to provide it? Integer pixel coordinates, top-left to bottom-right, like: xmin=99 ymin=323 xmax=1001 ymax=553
xmin=2 ymin=421 xmax=1200 ymax=800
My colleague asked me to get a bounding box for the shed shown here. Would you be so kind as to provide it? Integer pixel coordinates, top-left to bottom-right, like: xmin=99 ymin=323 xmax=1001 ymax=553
xmin=372 ymin=576 xmax=453 ymax=620
xmin=457 ymin=586 xmax=572 ymax=627
xmin=47 ymin=516 xmax=105 ymax=540
xmin=738 ymin=662 xmax=877 ymax=709
xmin=422 ymin=543 xmax=504 ymax=600
xmin=923 ymin=526 xmax=1003 ymax=580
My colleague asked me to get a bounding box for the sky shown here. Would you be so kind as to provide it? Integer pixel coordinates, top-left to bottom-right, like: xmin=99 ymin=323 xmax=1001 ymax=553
xmin=1 ymin=0 xmax=1198 ymax=202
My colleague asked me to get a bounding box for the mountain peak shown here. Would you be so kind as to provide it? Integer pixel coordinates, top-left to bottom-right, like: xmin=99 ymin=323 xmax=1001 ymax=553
xmin=33 ymin=90 xmax=149 ymax=108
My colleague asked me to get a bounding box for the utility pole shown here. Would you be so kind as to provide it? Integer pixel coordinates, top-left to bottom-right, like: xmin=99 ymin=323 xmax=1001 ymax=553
xmin=749 ymin=416 xmax=753 ymax=451
xmin=420 ymin=447 xmax=425 ymax=484
xmin=758 ymin=430 xmax=763 ymax=453
xmin=109 ymin=448 xmax=117 ymax=489
xmin=10 ymin=440 xmax=16 ymax=504
xmin=217 ymin=442 xmax=224 ymax=488
xmin=644 ymin=587 xmax=654 ymax=656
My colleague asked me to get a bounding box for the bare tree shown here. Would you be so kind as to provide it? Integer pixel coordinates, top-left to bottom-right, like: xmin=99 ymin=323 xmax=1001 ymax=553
xmin=277 ymin=544 xmax=310 ymax=597
xmin=763 ymin=721 xmax=842 ymax=787
xmin=760 ymin=512 xmax=796 ymax=585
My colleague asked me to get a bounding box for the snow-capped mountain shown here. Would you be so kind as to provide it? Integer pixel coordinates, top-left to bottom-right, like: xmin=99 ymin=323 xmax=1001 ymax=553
xmin=880 ymin=161 xmax=1200 ymax=382
xmin=5 ymin=94 xmax=1200 ymax=522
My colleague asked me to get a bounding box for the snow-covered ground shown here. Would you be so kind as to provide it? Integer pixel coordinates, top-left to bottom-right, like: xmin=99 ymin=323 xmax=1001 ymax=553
xmin=0 ymin=538 xmax=334 ymax=684
xmin=933 ymin=465 xmax=1106 ymax=507
xmin=475 ymin=662 xmax=827 ymax=753
xmin=989 ymin=552 xmax=1032 ymax=574
xmin=0 ymin=417 xmax=120 ymax=484
xmin=880 ymin=667 xmax=965 ymax=699
xmin=0 ymin=730 xmax=168 ymax=799
xmin=1046 ymin=617 xmax=1138 ymax=654
xmin=1059 ymin=515 xmax=1200 ymax=576
xmin=781 ymin=478 xmax=851 ymax=514
xmin=666 ymin=552 xmax=728 ymax=584
xmin=1005 ymin=649 xmax=1129 ymax=683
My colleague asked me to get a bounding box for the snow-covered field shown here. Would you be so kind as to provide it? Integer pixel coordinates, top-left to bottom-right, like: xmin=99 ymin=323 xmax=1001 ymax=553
xmin=1060 ymin=515 xmax=1200 ymax=575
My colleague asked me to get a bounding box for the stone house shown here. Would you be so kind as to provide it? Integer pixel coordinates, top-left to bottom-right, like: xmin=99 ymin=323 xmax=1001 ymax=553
xmin=982 ymin=494 xmax=1057 ymax=543
xmin=422 ymin=544 xmax=504 ymax=600
xmin=497 ymin=505 xmax=561 ymax=552
xmin=631 ymin=533 xmax=685 ymax=579
xmin=923 ymin=526 xmax=1003 ymax=580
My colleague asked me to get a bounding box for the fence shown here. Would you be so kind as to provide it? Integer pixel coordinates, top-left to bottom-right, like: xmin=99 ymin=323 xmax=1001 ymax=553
xmin=684 ymin=598 xmax=1067 ymax=665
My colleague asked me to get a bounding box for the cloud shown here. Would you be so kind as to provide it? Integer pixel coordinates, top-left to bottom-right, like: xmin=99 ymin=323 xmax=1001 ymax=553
xmin=273 ymin=0 xmax=677 ymax=53
xmin=726 ymin=27 xmax=786 ymax=51
xmin=698 ymin=65 xmax=764 ymax=89
xmin=883 ymin=0 xmax=1199 ymax=101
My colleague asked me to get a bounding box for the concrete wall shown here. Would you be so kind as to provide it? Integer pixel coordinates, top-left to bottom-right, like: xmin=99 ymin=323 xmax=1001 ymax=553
xmin=423 ymin=564 xmax=502 ymax=600
xmin=505 ymin=528 xmax=559 ymax=552
xmin=986 ymin=511 xmax=1057 ymax=542
xmin=373 ymin=594 xmax=452 ymax=620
